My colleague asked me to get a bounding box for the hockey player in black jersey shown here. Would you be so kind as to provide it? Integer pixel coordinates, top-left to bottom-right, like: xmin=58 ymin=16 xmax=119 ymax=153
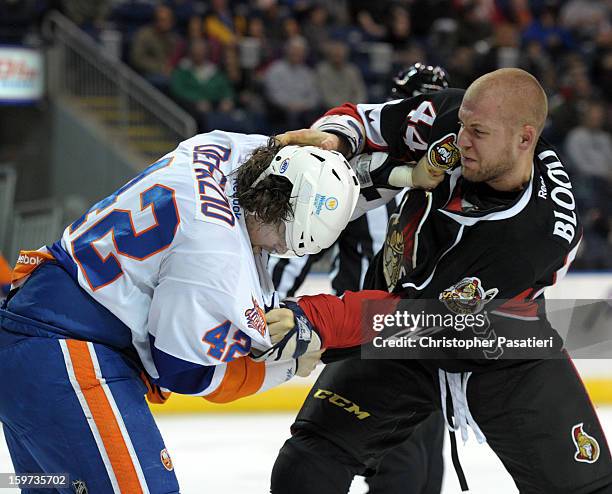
xmin=269 ymin=64 xmax=451 ymax=493
xmin=269 ymin=68 xmax=612 ymax=493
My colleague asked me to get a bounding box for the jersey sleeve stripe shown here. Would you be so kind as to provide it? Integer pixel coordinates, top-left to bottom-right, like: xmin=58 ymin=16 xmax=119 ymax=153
xmin=203 ymin=357 xmax=265 ymax=403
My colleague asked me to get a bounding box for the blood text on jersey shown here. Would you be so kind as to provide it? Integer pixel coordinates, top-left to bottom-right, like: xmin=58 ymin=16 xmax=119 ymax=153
xmin=538 ymin=149 xmax=578 ymax=244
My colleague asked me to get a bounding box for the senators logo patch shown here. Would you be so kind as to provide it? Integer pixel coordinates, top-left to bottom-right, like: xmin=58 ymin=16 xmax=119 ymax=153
xmin=245 ymin=296 xmax=267 ymax=337
xmin=161 ymin=448 xmax=174 ymax=471
xmin=439 ymin=277 xmax=498 ymax=314
xmin=383 ymin=214 xmax=404 ymax=292
xmin=428 ymin=133 xmax=460 ymax=171
xmin=572 ymin=423 xmax=600 ymax=463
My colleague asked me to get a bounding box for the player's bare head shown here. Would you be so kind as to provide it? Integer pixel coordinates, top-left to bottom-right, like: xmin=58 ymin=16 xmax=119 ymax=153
xmin=234 ymin=137 xmax=294 ymax=224
xmin=463 ymin=68 xmax=547 ymax=138
xmin=458 ymin=69 xmax=547 ymax=188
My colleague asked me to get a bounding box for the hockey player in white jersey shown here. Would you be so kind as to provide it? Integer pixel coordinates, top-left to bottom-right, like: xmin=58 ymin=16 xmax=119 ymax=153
xmin=0 ymin=131 xmax=362 ymax=493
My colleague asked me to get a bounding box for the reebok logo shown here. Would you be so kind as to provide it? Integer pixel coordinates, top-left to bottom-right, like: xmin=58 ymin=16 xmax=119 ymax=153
xmin=17 ymin=254 xmax=44 ymax=265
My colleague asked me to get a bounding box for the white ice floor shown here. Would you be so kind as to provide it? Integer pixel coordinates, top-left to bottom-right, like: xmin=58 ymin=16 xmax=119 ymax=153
xmin=2 ymin=407 xmax=612 ymax=493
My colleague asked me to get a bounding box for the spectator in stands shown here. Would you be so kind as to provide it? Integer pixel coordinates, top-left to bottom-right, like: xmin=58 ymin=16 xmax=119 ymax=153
xmin=240 ymin=15 xmax=275 ymax=69
xmin=592 ymin=49 xmax=612 ymax=103
xmin=130 ymin=4 xmax=184 ymax=90
xmin=446 ymin=45 xmax=478 ymax=88
xmin=385 ymin=5 xmax=413 ymax=51
xmin=476 ymin=22 xmax=521 ymax=72
xmin=60 ymin=0 xmax=110 ymax=39
xmin=560 ymin=0 xmax=611 ymax=42
xmin=548 ymin=61 xmax=600 ymax=144
xmin=564 ymin=100 xmax=612 ymax=186
xmin=575 ymin=208 xmax=612 ymax=270
xmin=221 ymin=44 xmax=271 ymax=134
xmin=263 ymin=36 xmax=320 ymax=132
xmin=316 ymin=40 xmax=366 ymax=107
xmin=519 ymin=40 xmax=555 ymax=87
xmin=0 ymin=0 xmax=48 ymax=44
xmin=170 ymin=38 xmax=234 ymax=130
xmin=456 ymin=2 xmax=493 ymax=49
xmin=348 ymin=0 xmax=387 ymax=40
xmin=302 ymin=5 xmax=332 ymax=60
xmin=165 ymin=0 xmax=202 ymax=34
xmin=282 ymin=16 xmax=302 ymax=42
xmin=521 ymin=4 xmax=575 ymax=58
xmin=253 ymin=1 xmax=288 ymax=46
xmin=203 ymin=0 xmax=246 ymax=49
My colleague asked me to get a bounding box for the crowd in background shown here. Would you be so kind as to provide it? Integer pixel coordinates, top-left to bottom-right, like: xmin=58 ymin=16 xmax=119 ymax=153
xmin=0 ymin=0 xmax=610 ymax=270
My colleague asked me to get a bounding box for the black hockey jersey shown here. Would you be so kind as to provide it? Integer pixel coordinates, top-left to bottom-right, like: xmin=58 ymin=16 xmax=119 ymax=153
xmin=307 ymin=89 xmax=582 ymax=371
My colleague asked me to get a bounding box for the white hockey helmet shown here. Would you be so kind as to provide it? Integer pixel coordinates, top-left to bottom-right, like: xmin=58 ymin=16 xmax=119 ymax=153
xmin=254 ymin=145 xmax=360 ymax=257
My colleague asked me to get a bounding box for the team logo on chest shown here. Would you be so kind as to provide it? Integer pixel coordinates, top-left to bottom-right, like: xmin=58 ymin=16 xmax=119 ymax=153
xmin=572 ymin=423 xmax=600 ymax=463
xmin=439 ymin=277 xmax=498 ymax=314
xmin=428 ymin=133 xmax=460 ymax=171
xmin=383 ymin=214 xmax=405 ymax=292
xmin=245 ymin=296 xmax=267 ymax=337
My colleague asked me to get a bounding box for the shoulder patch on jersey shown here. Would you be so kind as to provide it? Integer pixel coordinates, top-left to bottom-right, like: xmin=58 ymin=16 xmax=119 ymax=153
xmin=439 ymin=277 xmax=498 ymax=314
xmin=428 ymin=133 xmax=460 ymax=171
xmin=245 ymin=296 xmax=267 ymax=338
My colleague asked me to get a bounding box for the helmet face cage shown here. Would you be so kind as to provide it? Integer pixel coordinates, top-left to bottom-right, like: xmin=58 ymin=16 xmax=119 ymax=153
xmin=256 ymin=146 xmax=360 ymax=258
xmin=391 ymin=62 xmax=450 ymax=98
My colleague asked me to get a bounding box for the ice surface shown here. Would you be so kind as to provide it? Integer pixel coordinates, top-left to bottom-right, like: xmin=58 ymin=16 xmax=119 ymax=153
xmin=1 ymin=408 xmax=611 ymax=493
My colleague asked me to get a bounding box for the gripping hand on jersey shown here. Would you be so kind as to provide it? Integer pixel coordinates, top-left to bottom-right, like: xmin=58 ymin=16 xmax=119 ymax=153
xmin=387 ymin=155 xmax=445 ymax=190
xmin=253 ymin=301 xmax=323 ymax=377
xmin=277 ymin=129 xmax=444 ymax=191
xmin=275 ymin=129 xmax=351 ymax=157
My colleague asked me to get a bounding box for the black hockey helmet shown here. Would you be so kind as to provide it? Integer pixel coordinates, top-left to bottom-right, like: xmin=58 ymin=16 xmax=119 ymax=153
xmin=391 ymin=63 xmax=450 ymax=98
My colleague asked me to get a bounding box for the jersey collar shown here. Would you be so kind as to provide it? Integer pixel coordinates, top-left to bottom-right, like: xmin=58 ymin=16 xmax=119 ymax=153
xmin=438 ymin=163 xmax=534 ymax=225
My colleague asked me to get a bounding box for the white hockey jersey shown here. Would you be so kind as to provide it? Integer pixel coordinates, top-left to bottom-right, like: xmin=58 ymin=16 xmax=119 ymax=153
xmin=10 ymin=131 xmax=296 ymax=398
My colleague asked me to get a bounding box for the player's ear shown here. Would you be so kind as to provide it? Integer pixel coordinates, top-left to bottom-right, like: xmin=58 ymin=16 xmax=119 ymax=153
xmin=518 ymin=125 xmax=536 ymax=151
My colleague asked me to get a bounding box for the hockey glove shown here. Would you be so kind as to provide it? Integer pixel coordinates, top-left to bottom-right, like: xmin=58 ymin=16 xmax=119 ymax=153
xmin=253 ymin=300 xmax=323 ymax=363
xmin=296 ymin=349 xmax=324 ymax=378
xmin=353 ymin=152 xmax=445 ymax=191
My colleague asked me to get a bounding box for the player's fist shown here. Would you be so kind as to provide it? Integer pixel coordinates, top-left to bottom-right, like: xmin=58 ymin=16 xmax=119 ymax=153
xmin=275 ymin=129 xmax=341 ymax=151
xmin=296 ymin=349 xmax=324 ymax=377
xmin=254 ymin=301 xmax=323 ymax=363
xmin=265 ymin=308 xmax=296 ymax=344
xmin=411 ymin=155 xmax=445 ymax=190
